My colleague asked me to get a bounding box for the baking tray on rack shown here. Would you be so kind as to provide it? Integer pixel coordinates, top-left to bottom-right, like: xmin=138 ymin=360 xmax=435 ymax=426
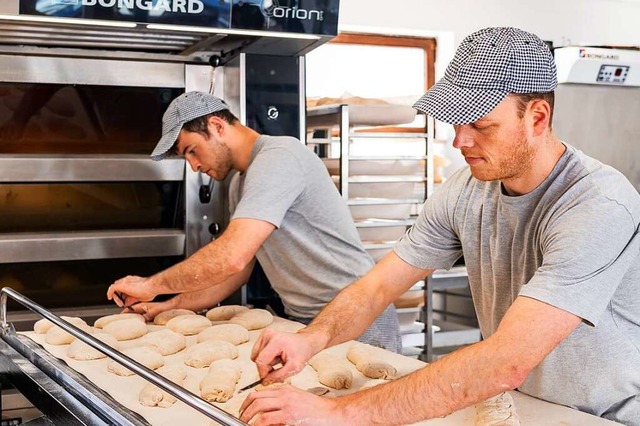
xmin=307 ymin=104 xmax=416 ymax=127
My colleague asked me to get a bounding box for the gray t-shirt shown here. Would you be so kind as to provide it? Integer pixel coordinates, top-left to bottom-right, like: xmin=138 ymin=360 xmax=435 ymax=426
xmin=228 ymin=135 xmax=371 ymax=317
xmin=394 ymin=143 xmax=640 ymax=424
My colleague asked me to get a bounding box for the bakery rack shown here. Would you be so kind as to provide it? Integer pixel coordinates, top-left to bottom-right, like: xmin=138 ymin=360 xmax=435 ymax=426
xmin=306 ymin=103 xmax=433 ymax=358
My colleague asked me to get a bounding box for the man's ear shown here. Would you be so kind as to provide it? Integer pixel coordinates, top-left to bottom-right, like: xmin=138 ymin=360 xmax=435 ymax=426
xmin=207 ymin=115 xmax=225 ymax=137
xmin=529 ymin=99 xmax=551 ymax=137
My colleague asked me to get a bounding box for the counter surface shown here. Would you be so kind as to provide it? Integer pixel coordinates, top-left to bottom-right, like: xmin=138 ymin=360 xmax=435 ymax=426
xmin=22 ymin=317 xmax=619 ymax=426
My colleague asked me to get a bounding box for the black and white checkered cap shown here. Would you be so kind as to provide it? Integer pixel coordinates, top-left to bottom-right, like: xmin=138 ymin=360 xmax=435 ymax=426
xmin=150 ymin=91 xmax=229 ymax=161
xmin=413 ymin=27 xmax=557 ymax=125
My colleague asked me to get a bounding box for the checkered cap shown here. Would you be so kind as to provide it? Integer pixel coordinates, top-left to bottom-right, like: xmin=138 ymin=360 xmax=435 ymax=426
xmin=413 ymin=27 xmax=557 ymax=125
xmin=150 ymin=91 xmax=229 ymax=161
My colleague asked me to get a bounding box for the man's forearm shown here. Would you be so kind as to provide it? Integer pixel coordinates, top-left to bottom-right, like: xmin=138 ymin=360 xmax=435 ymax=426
xmin=339 ymin=335 xmax=525 ymax=424
xmin=302 ymin=253 xmax=430 ymax=349
xmin=169 ymin=261 xmax=255 ymax=312
xmin=151 ymin=220 xmax=264 ymax=295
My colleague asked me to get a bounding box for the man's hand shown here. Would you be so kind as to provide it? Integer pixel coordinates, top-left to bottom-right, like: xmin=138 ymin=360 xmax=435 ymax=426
xmin=239 ymin=384 xmax=346 ymax=426
xmin=251 ymin=328 xmax=327 ymax=384
xmin=122 ymin=296 xmax=177 ymax=322
xmin=106 ymin=275 xmax=157 ymax=308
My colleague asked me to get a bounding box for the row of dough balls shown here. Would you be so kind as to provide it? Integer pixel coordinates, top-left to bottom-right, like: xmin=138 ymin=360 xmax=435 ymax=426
xmin=308 ymin=343 xmax=398 ymax=390
xmin=32 ymin=307 xmax=273 ymax=408
xmin=33 ymin=306 xmax=273 ymax=346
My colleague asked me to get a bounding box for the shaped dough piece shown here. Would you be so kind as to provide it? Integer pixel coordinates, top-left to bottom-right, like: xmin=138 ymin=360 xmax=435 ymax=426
xmin=103 ymin=318 xmax=148 ymax=341
xmin=308 ymin=352 xmax=353 ymax=390
xmin=200 ymin=359 xmax=242 ymax=403
xmin=197 ymin=324 xmax=250 ymax=346
xmin=346 ymin=344 xmax=397 ymax=380
xmin=67 ymin=333 xmax=119 ymax=360
xmin=94 ymin=313 xmax=145 ymax=329
xmin=34 ymin=315 xmax=80 ymax=334
xmin=166 ymin=315 xmax=211 ymax=335
xmin=139 ymin=365 xmax=187 ymax=408
xmin=205 ymin=305 xmax=249 ymax=321
xmin=228 ymin=309 xmax=273 ymax=330
xmin=139 ymin=329 xmax=186 ymax=356
xmin=107 ymin=346 xmax=164 ymax=376
xmin=153 ymin=309 xmax=196 ymax=326
xmin=45 ymin=318 xmax=93 ymax=345
xmin=184 ymin=340 xmax=239 ymax=368
xmin=475 ymin=392 xmax=520 ymax=426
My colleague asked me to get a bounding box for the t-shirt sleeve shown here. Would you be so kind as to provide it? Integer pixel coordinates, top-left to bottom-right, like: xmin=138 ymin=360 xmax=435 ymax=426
xmin=393 ymin=170 xmax=465 ymax=270
xmin=520 ymin=198 xmax=640 ymax=326
xmin=231 ymin=147 xmax=305 ymax=228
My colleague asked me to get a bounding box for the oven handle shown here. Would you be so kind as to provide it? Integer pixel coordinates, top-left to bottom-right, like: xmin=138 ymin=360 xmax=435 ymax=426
xmin=0 ymin=287 xmax=248 ymax=426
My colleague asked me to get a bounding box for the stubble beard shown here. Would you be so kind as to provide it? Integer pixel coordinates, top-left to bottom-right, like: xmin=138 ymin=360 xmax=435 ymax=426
xmin=470 ymin=127 xmax=535 ymax=182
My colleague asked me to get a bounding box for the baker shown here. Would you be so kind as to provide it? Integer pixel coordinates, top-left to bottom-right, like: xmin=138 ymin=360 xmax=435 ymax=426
xmin=106 ymin=91 xmax=402 ymax=353
xmin=241 ymin=27 xmax=640 ymax=425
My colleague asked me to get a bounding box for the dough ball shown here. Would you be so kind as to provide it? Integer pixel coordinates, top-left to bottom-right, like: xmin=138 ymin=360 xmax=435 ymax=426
xmin=67 ymin=333 xmax=119 ymax=360
xmin=309 ymin=352 xmax=353 ymax=390
xmin=200 ymin=359 xmax=242 ymax=403
xmin=35 ymin=315 xmax=80 ymax=334
xmin=205 ymin=305 xmax=249 ymax=321
xmin=229 ymin=309 xmax=273 ymax=330
xmin=346 ymin=344 xmax=397 ymax=380
xmin=139 ymin=365 xmax=187 ymax=408
xmin=153 ymin=309 xmax=196 ymax=326
xmin=475 ymin=392 xmax=520 ymax=425
xmin=107 ymin=346 xmax=164 ymax=376
xmin=45 ymin=317 xmax=93 ymax=345
xmin=166 ymin=315 xmax=211 ymax=336
xmin=139 ymin=329 xmax=186 ymax=356
xmin=184 ymin=340 xmax=239 ymax=368
xmin=103 ymin=318 xmax=148 ymax=341
xmin=196 ymin=324 xmax=250 ymax=346
xmin=94 ymin=313 xmax=145 ymax=329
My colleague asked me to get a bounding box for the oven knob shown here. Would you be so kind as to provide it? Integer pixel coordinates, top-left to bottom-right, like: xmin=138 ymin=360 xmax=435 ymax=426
xmin=208 ymin=223 xmax=221 ymax=236
xmin=267 ymin=106 xmax=279 ymax=120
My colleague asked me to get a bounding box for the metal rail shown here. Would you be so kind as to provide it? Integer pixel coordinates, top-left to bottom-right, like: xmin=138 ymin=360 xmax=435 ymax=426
xmin=0 ymin=287 xmax=247 ymax=426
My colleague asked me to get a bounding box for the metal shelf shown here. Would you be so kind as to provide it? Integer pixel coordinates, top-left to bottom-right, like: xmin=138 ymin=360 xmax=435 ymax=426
xmin=348 ymin=198 xmax=423 ymax=206
xmin=0 ymin=229 xmax=185 ymax=263
xmin=0 ymin=155 xmax=185 ymax=182
xmin=349 ymin=175 xmax=427 ymax=183
xmin=354 ymin=218 xmax=416 ymax=228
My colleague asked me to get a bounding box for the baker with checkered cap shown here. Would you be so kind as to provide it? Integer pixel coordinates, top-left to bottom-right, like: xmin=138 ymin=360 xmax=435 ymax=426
xmin=108 ymin=90 xmax=402 ymax=354
xmin=241 ymin=28 xmax=640 ymax=425
xmin=414 ymin=26 xmax=557 ymax=124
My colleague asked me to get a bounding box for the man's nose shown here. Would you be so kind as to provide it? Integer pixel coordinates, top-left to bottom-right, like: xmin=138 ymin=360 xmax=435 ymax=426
xmin=187 ymin=158 xmax=200 ymax=172
xmin=452 ymin=125 xmax=475 ymax=149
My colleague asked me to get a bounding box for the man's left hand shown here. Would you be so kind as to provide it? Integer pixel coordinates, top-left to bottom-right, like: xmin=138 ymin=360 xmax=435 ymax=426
xmin=239 ymin=384 xmax=346 ymax=426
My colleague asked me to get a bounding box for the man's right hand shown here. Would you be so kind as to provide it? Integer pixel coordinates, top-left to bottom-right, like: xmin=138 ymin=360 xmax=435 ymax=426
xmin=122 ymin=297 xmax=177 ymax=322
xmin=251 ymin=328 xmax=328 ymax=384
xmin=106 ymin=275 xmax=157 ymax=309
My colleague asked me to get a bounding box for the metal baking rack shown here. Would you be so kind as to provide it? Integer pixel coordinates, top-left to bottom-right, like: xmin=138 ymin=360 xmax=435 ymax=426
xmin=306 ymin=104 xmax=434 ymax=359
xmin=0 ymin=287 xmax=247 ymax=426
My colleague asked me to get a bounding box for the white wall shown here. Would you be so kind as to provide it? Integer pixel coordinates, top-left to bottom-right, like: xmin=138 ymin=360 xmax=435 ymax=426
xmin=338 ymin=0 xmax=640 ymax=48
xmin=335 ymin=0 xmax=640 ymax=172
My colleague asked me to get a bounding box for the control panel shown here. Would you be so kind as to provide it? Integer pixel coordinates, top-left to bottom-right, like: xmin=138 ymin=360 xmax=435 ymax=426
xmin=596 ymin=64 xmax=630 ymax=84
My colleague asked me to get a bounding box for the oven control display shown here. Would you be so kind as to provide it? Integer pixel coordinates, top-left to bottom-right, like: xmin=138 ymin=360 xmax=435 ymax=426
xmin=596 ymin=64 xmax=630 ymax=84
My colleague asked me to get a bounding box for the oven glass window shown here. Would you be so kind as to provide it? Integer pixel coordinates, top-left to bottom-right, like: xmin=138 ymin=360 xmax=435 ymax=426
xmin=0 ymin=83 xmax=181 ymax=154
xmin=0 ymin=257 xmax=182 ymax=312
xmin=0 ymin=182 xmax=183 ymax=233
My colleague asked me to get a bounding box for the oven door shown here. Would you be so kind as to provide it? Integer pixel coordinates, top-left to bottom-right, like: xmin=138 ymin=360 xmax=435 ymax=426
xmin=0 ymin=56 xmax=222 ymax=321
